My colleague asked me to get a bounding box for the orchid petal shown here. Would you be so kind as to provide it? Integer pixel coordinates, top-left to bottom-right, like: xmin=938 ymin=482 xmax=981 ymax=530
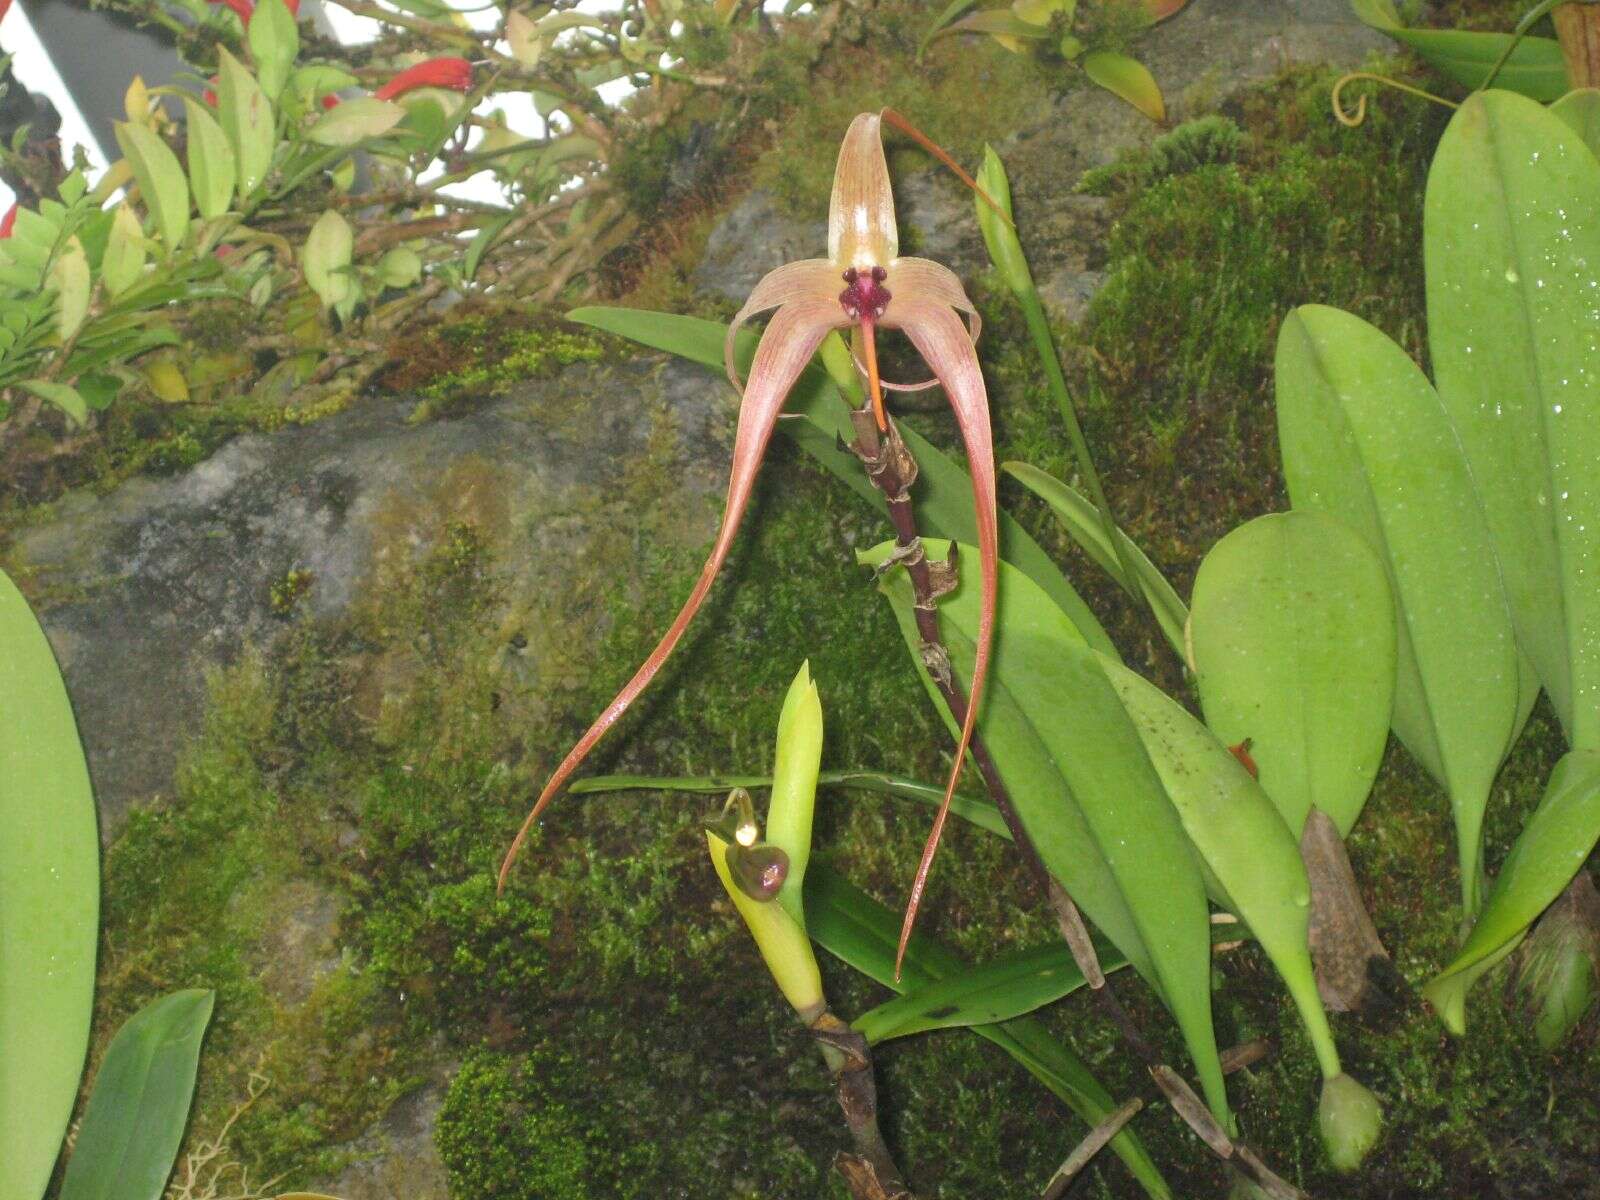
xmin=857 ymin=258 xmax=983 ymax=392
xmin=501 ymin=298 xmax=848 ymax=888
xmin=880 ymin=297 xmax=999 ymax=966
xmin=724 ymin=258 xmax=840 ymax=391
xmin=830 ymin=113 xmax=898 ymax=269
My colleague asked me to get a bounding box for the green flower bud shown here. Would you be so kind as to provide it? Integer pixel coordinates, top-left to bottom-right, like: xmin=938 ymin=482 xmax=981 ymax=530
xmin=764 ymin=661 xmax=823 ymax=926
xmin=975 ymin=146 xmax=1036 ymax=300
xmin=1317 ymin=1073 xmax=1383 ymax=1172
xmin=708 ymin=831 xmax=825 ymax=1021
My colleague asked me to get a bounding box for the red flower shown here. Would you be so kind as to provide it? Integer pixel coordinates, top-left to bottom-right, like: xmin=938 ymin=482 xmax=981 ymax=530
xmin=208 ymin=0 xmax=253 ymax=21
xmin=0 ymin=204 xmax=16 ymax=239
xmin=373 ymin=57 xmax=473 ymax=101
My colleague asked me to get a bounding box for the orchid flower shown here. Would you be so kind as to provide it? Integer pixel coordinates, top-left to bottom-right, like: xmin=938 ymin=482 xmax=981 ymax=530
xmin=501 ymin=112 xmax=998 ymax=969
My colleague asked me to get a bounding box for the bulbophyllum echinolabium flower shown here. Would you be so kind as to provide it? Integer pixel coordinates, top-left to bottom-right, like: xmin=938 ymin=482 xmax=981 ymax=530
xmin=501 ymin=112 xmax=998 ymax=963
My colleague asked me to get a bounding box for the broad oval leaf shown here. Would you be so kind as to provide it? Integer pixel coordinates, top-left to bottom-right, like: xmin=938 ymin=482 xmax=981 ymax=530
xmin=1426 ymin=750 xmax=1600 ymax=1031
xmin=506 ymin=8 xmax=542 ymax=65
xmin=861 ymin=536 xmax=1230 ymax=1125
xmin=805 ymin=865 xmax=1173 ymax=1200
xmin=182 ymin=99 xmax=237 ymax=220
xmin=563 ymin=306 xmax=1116 ymax=655
xmin=49 ymin=234 xmax=91 ymax=341
xmin=101 ymin=202 xmax=148 ymax=298
xmin=0 ymin=569 xmax=99 ymax=1200
xmin=247 ymin=0 xmax=300 ymax=101
xmin=1276 ymin=303 xmax=1521 ymax=915
xmin=217 ymin=48 xmax=276 ymax=196
xmin=1189 ymin=510 xmax=1396 ymax=837
xmin=308 ymin=97 xmax=405 ymax=147
xmin=59 ymin=989 xmax=215 ymax=1200
xmin=302 ymin=209 xmax=353 ymax=308
xmin=1425 ymin=90 xmax=1600 ymax=751
xmin=18 ymin=378 xmax=88 ymax=424
xmin=1081 ymin=49 xmax=1165 ymax=121
xmin=113 ymin=121 xmax=190 ymax=252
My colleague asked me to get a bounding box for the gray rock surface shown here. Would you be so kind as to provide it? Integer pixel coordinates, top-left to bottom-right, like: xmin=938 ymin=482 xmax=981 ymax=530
xmin=12 ymin=357 xmax=729 ymax=836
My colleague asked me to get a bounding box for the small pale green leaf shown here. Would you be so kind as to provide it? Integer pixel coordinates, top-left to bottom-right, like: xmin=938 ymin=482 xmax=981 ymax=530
xmin=1425 ymin=91 xmax=1600 ymax=751
xmin=1427 ymin=750 xmax=1600 ymax=1029
xmin=290 ymin=64 xmax=358 ymax=106
xmin=862 ymin=536 xmax=1230 ymax=1126
xmin=919 ymin=0 xmax=979 ymax=58
xmin=308 ymin=97 xmax=405 ymax=147
xmin=59 ymin=989 xmax=215 ymax=1200
xmin=217 ymin=47 xmax=276 ymax=196
xmin=463 ymin=211 xmax=514 ymax=283
xmin=805 ymin=865 xmax=1173 ymax=1200
xmin=18 ymin=378 xmax=88 ymax=423
xmin=1189 ymin=510 xmax=1396 ymax=837
xmin=302 ymin=209 xmax=353 ymax=308
xmin=247 ymin=0 xmax=299 ymax=100
xmin=506 ymin=8 xmax=542 ymax=65
xmin=113 ymin=121 xmax=190 ymax=252
xmin=930 ymin=8 xmax=1051 ymax=41
xmin=182 ymin=99 xmax=237 ymax=219
xmin=376 ymin=246 xmax=422 ymax=289
xmin=1276 ymin=303 xmax=1521 ymax=915
xmin=1082 ymin=50 xmax=1165 ymax=121
xmin=101 ymin=203 xmax=148 ymax=298
xmin=0 ymin=568 xmax=99 ymax=1200
xmin=563 ymin=306 xmax=1116 ymax=654
xmin=49 ymin=234 xmax=91 ymax=341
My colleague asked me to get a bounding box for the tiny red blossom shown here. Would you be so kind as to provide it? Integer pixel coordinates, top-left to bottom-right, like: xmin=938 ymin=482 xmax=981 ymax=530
xmin=373 ymin=57 xmax=473 ymax=101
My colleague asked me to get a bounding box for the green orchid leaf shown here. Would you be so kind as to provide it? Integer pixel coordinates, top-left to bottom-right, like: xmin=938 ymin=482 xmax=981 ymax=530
xmin=570 ymin=769 xmax=1011 ymax=840
xmin=182 ymin=99 xmax=237 ymax=220
xmin=216 ymin=48 xmax=276 ymax=196
xmin=1347 ymin=0 xmax=1568 ymax=101
xmin=854 ymin=939 xmax=1123 ymax=1044
xmin=1547 ymin=87 xmax=1600 ymax=156
xmin=1426 ymin=751 xmax=1600 ymax=1032
xmin=1188 ymin=510 xmax=1396 ymax=837
xmin=1425 ymin=90 xmax=1600 ymax=752
xmin=0 ymin=568 xmax=99 ymax=1200
xmin=861 ymin=535 xmax=1230 ymax=1126
xmin=114 ymin=121 xmax=190 ymax=252
xmin=918 ymin=0 xmax=979 ymax=57
xmin=805 ymin=865 xmax=1172 ymax=1200
xmin=1100 ymin=655 xmax=1345 ymax=1082
xmin=59 ymin=990 xmax=215 ymax=1200
xmin=564 ymin=306 xmax=1115 ymax=655
xmin=1004 ymin=460 xmax=1187 ymax=657
xmin=1082 ymin=50 xmax=1166 ymax=122
xmin=932 ymin=8 xmax=1052 ymax=42
xmin=1276 ymin=303 xmax=1522 ymax=916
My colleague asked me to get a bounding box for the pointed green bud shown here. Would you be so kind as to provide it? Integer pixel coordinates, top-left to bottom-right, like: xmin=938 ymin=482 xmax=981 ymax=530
xmin=765 ymin=661 xmax=823 ymax=926
xmin=975 ymin=146 xmax=1035 ymax=300
xmin=1317 ymin=1073 xmax=1383 ymax=1172
xmin=708 ymin=831 xmax=825 ymax=1021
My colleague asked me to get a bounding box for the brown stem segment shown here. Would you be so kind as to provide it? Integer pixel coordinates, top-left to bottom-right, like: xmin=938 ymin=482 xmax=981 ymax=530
xmin=811 ymin=1012 xmax=917 ymax=1200
xmin=846 ymin=407 xmax=1311 ymax=1200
